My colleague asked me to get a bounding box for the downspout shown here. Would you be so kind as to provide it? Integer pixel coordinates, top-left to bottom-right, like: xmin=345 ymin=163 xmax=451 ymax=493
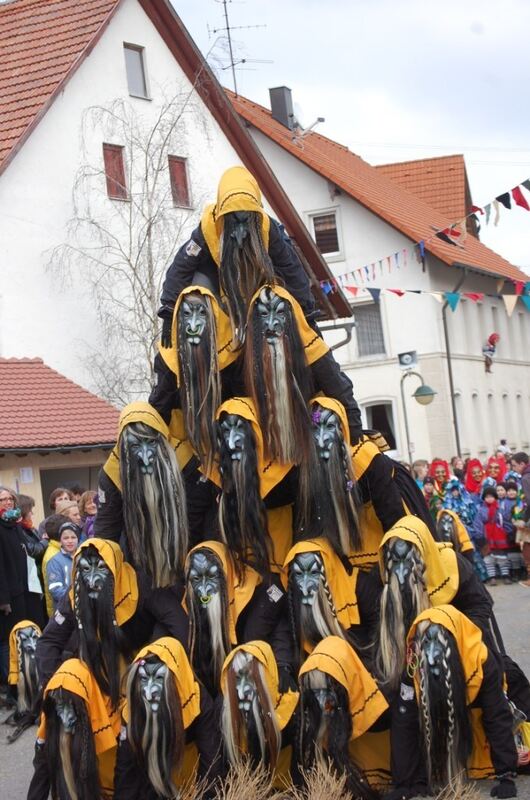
xmin=441 ymin=269 xmax=467 ymax=457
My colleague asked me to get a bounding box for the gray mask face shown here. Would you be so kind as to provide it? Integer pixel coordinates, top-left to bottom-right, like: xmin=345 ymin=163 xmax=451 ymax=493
xmin=17 ymin=626 xmax=39 ymax=656
xmin=219 ymin=414 xmax=249 ymax=461
xmin=387 ymin=539 xmax=416 ymax=587
xmin=77 ymin=550 xmax=111 ymax=599
xmin=292 ymin=552 xmax=323 ymax=605
xmin=124 ymin=426 xmax=159 ymax=475
xmin=55 ymin=695 xmax=77 ymax=734
xmin=138 ymin=659 xmax=168 ymax=713
xmin=234 ymin=655 xmax=256 ymax=714
xmin=256 ymin=288 xmax=288 ymax=344
xmin=438 ymin=513 xmax=455 ymax=542
xmin=188 ymin=551 xmax=222 ymax=605
xmin=180 ymin=295 xmax=208 ymax=345
xmin=312 ymin=684 xmax=339 ymax=716
xmin=311 ymin=407 xmax=342 ymax=461
xmin=422 ymin=623 xmax=444 ymax=678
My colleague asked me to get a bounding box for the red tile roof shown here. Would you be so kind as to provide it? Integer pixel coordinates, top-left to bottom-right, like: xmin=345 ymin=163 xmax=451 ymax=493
xmin=228 ymin=91 xmax=527 ymax=283
xmin=0 ymin=0 xmax=120 ymax=172
xmin=376 ymin=155 xmax=470 ymax=223
xmin=0 ymin=358 xmax=119 ymax=450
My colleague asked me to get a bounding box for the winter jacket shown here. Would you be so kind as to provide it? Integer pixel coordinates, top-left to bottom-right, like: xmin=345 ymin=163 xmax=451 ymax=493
xmin=0 ymin=517 xmax=29 ymax=638
xmin=473 ymin=503 xmax=510 ymax=550
xmin=45 ymin=550 xmax=74 ymax=610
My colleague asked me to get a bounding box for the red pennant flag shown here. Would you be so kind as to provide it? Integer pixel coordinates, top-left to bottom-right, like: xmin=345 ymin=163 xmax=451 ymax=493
xmin=346 ymin=285 xmax=358 ymax=297
xmin=470 ymin=204 xmax=484 ymax=215
xmin=514 ymin=280 xmax=525 ymax=296
xmin=463 ymin=292 xmax=484 ymax=302
xmin=512 ymin=186 xmax=530 ymax=211
xmin=388 ymin=289 xmax=405 ymax=297
xmin=448 ymin=227 xmax=461 ymax=238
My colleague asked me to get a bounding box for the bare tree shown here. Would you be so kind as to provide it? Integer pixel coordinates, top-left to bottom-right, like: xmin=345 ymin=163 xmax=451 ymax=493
xmin=49 ymin=82 xmax=209 ymax=405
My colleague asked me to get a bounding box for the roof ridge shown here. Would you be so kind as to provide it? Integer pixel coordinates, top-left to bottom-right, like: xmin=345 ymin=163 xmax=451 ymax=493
xmin=375 ymin=153 xmax=465 ymax=169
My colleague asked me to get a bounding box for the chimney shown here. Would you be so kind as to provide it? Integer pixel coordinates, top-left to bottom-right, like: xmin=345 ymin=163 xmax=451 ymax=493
xmin=269 ymin=86 xmax=295 ymax=130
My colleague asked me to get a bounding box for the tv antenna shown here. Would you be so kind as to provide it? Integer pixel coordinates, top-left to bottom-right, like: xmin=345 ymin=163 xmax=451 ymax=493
xmin=209 ymin=0 xmax=271 ymax=95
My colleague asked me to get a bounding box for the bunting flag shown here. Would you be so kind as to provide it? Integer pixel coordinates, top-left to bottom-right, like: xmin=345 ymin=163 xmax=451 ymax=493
xmin=522 ymin=295 xmax=530 ymax=312
xmin=367 ymin=288 xmax=381 ymax=303
xmin=444 ymin=292 xmax=461 ymax=311
xmin=512 ymin=186 xmax=530 ymax=211
xmin=514 ymin=281 xmax=526 ymax=296
xmin=496 ymin=279 xmax=505 ymax=294
xmin=430 ymin=292 xmax=444 ymax=303
xmin=463 ymin=292 xmax=484 ymax=302
xmin=502 ymin=295 xmax=518 ymax=317
xmin=345 ymin=285 xmax=358 ymax=297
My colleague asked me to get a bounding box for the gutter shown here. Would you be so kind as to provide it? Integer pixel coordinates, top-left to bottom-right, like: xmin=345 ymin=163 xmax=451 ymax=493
xmin=0 ymin=442 xmax=115 ymax=456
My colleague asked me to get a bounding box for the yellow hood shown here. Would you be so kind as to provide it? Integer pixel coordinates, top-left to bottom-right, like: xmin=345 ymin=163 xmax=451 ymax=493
xmin=184 ymin=541 xmax=261 ymax=645
xmin=282 ymin=538 xmax=360 ymax=628
xmin=221 ymin=640 xmax=299 ymax=730
xmin=379 ymin=516 xmax=459 ymax=605
xmin=39 ymin=658 xmax=120 ymax=755
xmin=103 ymin=402 xmax=170 ymax=492
xmin=248 ymin=284 xmax=328 ymax=366
xmin=299 ymin=636 xmax=388 ymax=739
xmin=407 ymin=605 xmax=487 ymax=705
xmin=159 ymin=285 xmax=238 ymax=379
xmin=200 ymin=167 xmax=270 ymax=266
xmin=69 ymin=538 xmax=138 ymax=626
xmin=207 ymin=396 xmax=293 ymax=497
xmin=8 ymin=620 xmax=41 ymax=686
xmin=437 ymin=508 xmax=474 ymax=554
xmin=125 ymin=638 xmax=200 ymax=729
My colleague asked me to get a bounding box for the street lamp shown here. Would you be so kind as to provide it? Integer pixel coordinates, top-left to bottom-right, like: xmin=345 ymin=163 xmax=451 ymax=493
xmin=400 ymin=370 xmax=437 ymax=464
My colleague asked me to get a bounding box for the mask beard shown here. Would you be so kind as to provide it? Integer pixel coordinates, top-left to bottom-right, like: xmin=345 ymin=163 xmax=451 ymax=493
xmin=187 ymin=580 xmax=231 ymax=696
xmin=376 ymin=551 xmax=429 ymax=690
xmin=291 ymin=576 xmax=347 ymax=652
xmin=45 ymin=691 xmax=99 ymax=800
xmin=218 ymin=427 xmax=271 ymax=577
xmin=219 ymin=213 xmax=275 ymax=347
xmin=221 ymin=655 xmax=281 ymax=772
xmin=74 ymin=569 xmax=124 ymax=710
xmin=416 ymin=623 xmax=472 ymax=788
xmin=120 ymin=423 xmax=189 ymax=587
xmin=244 ymin=305 xmax=314 ymax=464
xmin=177 ymin=299 xmax=221 ymax=474
xmin=17 ymin=644 xmax=38 ymax=714
xmin=127 ymin=660 xmax=184 ymax=798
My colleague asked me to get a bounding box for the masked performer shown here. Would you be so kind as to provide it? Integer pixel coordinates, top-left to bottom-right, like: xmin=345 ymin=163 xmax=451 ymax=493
xmin=158 ymin=166 xmax=316 ymax=351
xmin=465 ymin=458 xmax=486 ymax=500
xmin=114 ymin=637 xmax=221 ymax=800
xmin=427 ymin=459 xmax=451 ymax=500
xmin=220 ymin=640 xmax=299 ymax=787
xmin=436 ymin=508 xmax=475 ymax=563
xmin=301 ymin=397 xmax=434 ymax=567
xmin=487 ymin=455 xmax=508 ymax=483
xmin=298 ymin=636 xmax=388 ymax=799
xmin=5 ymin=620 xmax=41 ymax=741
xmin=283 ymin=538 xmax=381 ymax=671
xmin=211 ymin=396 xmax=297 ymax=578
xmin=36 ymin=539 xmax=189 ymax=708
xmin=388 ymin=606 xmax=518 ymax=800
xmin=376 ymin=515 xmax=494 ymax=692
xmin=27 ymin=658 xmax=120 ymax=800
xmin=244 ymin=284 xmax=363 ymax=462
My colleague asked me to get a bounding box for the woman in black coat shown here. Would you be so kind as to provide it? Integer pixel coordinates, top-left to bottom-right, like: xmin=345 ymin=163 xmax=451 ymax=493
xmin=0 ymin=486 xmax=29 ymax=688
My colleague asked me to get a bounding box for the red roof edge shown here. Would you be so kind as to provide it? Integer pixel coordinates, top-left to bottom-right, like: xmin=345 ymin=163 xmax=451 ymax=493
xmin=138 ymin=0 xmax=351 ymax=319
xmin=0 ymin=0 xmax=123 ymax=179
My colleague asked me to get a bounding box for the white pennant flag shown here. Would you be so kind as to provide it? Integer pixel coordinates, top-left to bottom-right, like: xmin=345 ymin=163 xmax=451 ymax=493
xmin=502 ymin=294 xmax=518 ymax=317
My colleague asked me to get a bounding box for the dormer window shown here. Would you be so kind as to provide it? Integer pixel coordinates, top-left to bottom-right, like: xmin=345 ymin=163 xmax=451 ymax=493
xmin=124 ymin=44 xmax=149 ymax=99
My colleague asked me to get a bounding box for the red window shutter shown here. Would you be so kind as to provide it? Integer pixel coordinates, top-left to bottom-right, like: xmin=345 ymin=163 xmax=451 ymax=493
xmin=168 ymin=156 xmax=190 ymax=207
xmin=102 ymin=143 xmax=128 ymax=200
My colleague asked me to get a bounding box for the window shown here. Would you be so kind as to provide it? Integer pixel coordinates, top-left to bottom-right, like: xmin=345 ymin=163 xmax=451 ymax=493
xmin=354 ymin=303 xmax=386 ymax=357
xmin=124 ymin=44 xmax=148 ymax=98
xmin=168 ymin=156 xmax=191 ymax=207
xmin=312 ymin=212 xmax=340 ymax=255
xmin=364 ymin=403 xmax=396 ymax=449
xmin=102 ymin=143 xmax=128 ymax=200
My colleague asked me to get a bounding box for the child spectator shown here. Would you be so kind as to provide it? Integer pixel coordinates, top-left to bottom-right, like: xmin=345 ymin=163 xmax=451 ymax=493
xmin=45 ymin=521 xmax=78 ymax=611
xmin=499 ymin=482 xmax=526 ymax=580
xmin=78 ymin=490 xmax=97 ymax=539
xmin=473 ymin=486 xmax=511 ymax=585
xmin=41 ymin=513 xmax=70 ymax=617
xmin=496 ymin=483 xmax=507 ymax=501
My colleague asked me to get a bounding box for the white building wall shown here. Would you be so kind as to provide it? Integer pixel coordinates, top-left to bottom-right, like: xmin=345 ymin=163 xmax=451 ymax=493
xmin=0 ymin=0 xmax=248 ymax=391
xmin=248 ymin=126 xmax=530 ymax=461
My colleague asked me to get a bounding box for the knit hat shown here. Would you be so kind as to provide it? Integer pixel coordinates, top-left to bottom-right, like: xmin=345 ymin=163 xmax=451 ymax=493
xmin=55 ymin=500 xmax=79 ymax=515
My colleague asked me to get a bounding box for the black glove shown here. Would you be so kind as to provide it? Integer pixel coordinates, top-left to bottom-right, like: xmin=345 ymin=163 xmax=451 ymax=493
xmin=491 ymin=778 xmax=517 ymax=798
xmin=161 ymin=316 xmax=173 ymax=349
xmin=278 ymin=665 xmax=298 ymax=694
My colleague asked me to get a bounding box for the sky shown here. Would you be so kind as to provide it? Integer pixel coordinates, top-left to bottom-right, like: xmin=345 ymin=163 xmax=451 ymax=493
xmin=175 ymin=0 xmax=530 ymax=273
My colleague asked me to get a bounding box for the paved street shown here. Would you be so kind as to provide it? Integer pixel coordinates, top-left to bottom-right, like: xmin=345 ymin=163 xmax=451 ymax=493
xmin=2 ymin=582 xmax=530 ymax=798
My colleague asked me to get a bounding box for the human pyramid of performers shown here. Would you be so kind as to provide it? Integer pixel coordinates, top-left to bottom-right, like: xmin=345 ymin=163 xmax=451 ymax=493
xmin=19 ymin=168 xmax=529 ymax=799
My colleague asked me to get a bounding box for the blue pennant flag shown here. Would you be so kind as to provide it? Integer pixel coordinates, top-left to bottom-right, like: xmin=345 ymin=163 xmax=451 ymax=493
xmin=444 ymin=291 xmax=460 ymax=311
xmin=367 ymin=288 xmax=381 ymax=303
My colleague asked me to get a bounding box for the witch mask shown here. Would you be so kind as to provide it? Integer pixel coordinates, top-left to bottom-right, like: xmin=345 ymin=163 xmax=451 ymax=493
xmin=420 ymin=623 xmax=444 ymax=678
xmin=137 ymin=657 xmax=168 ymax=713
xmin=188 ymin=550 xmax=222 ymax=606
xmin=234 ymin=652 xmax=257 ymax=714
xmin=218 ymin=414 xmax=250 ymax=462
xmin=438 ymin=513 xmax=455 ymax=543
xmin=17 ymin=626 xmax=39 ymax=656
xmin=256 ymin=287 xmax=288 ymax=343
xmin=123 ymin=424 xmax=159 ymax=476
xmin=311 ymin=406 xmax=342 ymax=461
xmin=77 ymin=546 xmax=111 ymax=600
xmin=385 ymin=539 xmax=417 ymax=587
xmin=179 ymin=294 xmax=209 ymax=346
xmin=291 ymin=552 xmax=323 ymax=606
